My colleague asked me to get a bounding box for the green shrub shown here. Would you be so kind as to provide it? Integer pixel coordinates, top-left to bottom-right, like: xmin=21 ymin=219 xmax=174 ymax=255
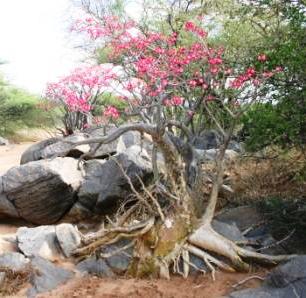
xmin=0 ymin=84 xmax=60 ymax=138
xmin=241 ymin=100 xmax=306 ymax=152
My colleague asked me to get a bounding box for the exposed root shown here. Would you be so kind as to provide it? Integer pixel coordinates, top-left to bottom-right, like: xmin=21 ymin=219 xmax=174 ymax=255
xmin=74 ymin=217 xmax=155 ymax=256
xmin=185 ymin=244 xmax=235 ymax=273
xmin=188 ymin=223 xmax=296 ymax=272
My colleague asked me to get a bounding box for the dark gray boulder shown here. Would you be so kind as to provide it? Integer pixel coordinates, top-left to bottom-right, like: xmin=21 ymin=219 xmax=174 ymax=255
xmin=228 ymin=140 xmax=244 ymax=153
xmin=2 ymin=158 xmax=82 ymax=224
xmin=20 ymin=137 xmax=61 ymax=164
xmin=193 ymin=130 xmax=221 ymax=150
xmin=0 ymin=192 xmax=19 ymax=218
xmin=0 ymin=252 xmax=30 ymax=271
xmin=60 ymin=202 xmax=94 ymax=223
xmin=228 ymin=256 xmax=306 ymax=298
xmin=101 ymin=239 xmax=133 ymax=274
xmin=212 ymin=220 xmax=246 ymax=242
xmin=76 ymin=257 xmax=114 ymax=277
xmin=265 ymin=255 xmax=306 ymax=288
xmin=40 ymin=133 xmax=91 ymax=160
xmin=215 ymin=206 xmax=264 ymax=231
xmin=19 ymin=129 xmax=142 ymax=165
xmin=78 ymin=145 xmax=152 ymax=214
xmin=27 ymin=256 xmax=73 ymax=297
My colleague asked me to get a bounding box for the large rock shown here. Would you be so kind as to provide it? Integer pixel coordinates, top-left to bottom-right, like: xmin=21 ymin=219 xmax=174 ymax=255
xmin=195 ymin=149 xmax=239 ymax=163
xmin=76 ymin=257 xmax=114 ymax=277
xmin=0 ymin=136 xmax=9 ymax=146
xmin=55 ymin=223 xmax=81 ymax=257
xmin=27 ymin=256 xmax=73 ymax=297
xmin=40 ymin=133 xmax=91 ymax=160
xmin=20 ymin=129 xmax=142 ymax=165
xmin=2 ymin=157 xmax=82 ymax=224
xmin=215 ymin=206 xmax=263 ymax=231
xmin=0 ymin=192 xmax=19 ymax=218
xmin=78 ymin=145 xmax=152 ymax=214
xmin=17 ymin=226 xmax=62 ymax=261
xmin=212 ymin=220 xmax=246 ymax=242
xmin=193 ymin=130 xmax=221 ymax=150
xmin=229 ymin=256 xmax=306 ymax=298
xmin=0 ymin=252 xmax=30 ymax=271
xmin=101 ymin=239 xmax=133 ymax=274
xmin=86 ymin=127 xmax=142 ymax=158
xmin=20 ymin=137 xmax=61 ymax=164
xmin=61 ymin=202 xmax=95 ymax=223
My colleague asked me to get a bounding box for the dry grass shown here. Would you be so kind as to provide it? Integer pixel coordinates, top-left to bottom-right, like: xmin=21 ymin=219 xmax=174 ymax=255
xmin=0 ymin=267 xmax=31 ymax=296
xmin=228 ymin=150 xmax=306 ymax=203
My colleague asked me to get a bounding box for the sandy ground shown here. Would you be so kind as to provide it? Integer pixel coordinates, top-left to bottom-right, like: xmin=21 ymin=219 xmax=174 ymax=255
xmin=0 ymin=142 xmax=34 ymax=175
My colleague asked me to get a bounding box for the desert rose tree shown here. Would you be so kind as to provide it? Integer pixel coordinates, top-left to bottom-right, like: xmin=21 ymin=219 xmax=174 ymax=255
xmin=64 ymin=15 xmax=291 ymax=277
xmin=45 ymin=64 xmax=119 ymax=135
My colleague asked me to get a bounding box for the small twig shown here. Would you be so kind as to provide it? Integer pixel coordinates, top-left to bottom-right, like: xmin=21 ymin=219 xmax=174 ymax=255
xmin=257 ymin=229 xmax=295 ymax=252
xmin=242 ymin=220 xmax=266 ymax=236
xmin=232 ymin=275 xmax=265 ymax=289
xmin=136 ymin=174 xmax=165 ymax=222
xmin=113 ymin=157 xmax=155 ymax=214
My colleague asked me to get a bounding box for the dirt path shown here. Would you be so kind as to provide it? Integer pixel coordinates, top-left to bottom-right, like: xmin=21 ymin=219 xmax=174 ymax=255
xmin=0 ymin=143 xmax=34 ymax=175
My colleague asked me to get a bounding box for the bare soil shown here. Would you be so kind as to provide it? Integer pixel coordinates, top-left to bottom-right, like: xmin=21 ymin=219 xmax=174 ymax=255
xmin=38 ymin=271 xmax=266 ymax=298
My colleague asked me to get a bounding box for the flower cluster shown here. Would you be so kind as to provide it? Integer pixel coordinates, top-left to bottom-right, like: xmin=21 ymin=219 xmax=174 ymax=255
xmin=45 ymin=65 xmax=116 ymax=113
xmin=51 ymin=14 xmax=284 ymax=130
xmin=103 ymin=106 xmax=120 ymax=119
xmin=164 ymin=96 xmax=184 ymax=106
xmin=184 ymin=21 xmax=207 ymax=38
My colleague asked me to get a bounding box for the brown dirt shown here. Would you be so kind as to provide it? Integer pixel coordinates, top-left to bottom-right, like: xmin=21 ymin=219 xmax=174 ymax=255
xmin=38 ymin=271 xmax=266 ymax=298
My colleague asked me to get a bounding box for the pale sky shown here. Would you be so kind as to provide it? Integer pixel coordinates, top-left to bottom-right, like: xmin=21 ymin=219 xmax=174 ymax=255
xmin=0 ymin=0 xmax=143 ymax=95
xmin=0 ymin=0 xmax=85 ymax=95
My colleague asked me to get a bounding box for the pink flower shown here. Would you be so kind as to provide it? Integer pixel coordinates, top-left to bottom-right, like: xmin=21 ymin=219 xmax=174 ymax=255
xmin=274 ymin=66 xmax=283 ymax=72
xmin=263 ymin=71 xmax=274 ymax=78
xmin=163 ymin=99 xmax=172 ymax=106
xmin=171 ymin=96 xmax=184 ymax=106
xmin=208 ymin=57 xmax=223 ymax=65
xmin=246 ymin=67 xmax=256 ymax=78
xmin=187 ymin=110 xmax=194 ymax=117
xmin=257 ymin=54 xmax=267 ymax=62
xmin=189 ymin=80 xmax=197 ymax=87
xmin=252 ymin=79 xmax=260 ymax=86
xmin=126 ymin=82 xmax=134 ymax=92
xmin=103 ymin=106 xmax=120 ymax=119
xmin=184 ymin=21 xmax=196 ymax=31
xmin=206 ymin=95 xmax=215 ymax=102
xmin=210 ymin=66 xmax=219 ymax=74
